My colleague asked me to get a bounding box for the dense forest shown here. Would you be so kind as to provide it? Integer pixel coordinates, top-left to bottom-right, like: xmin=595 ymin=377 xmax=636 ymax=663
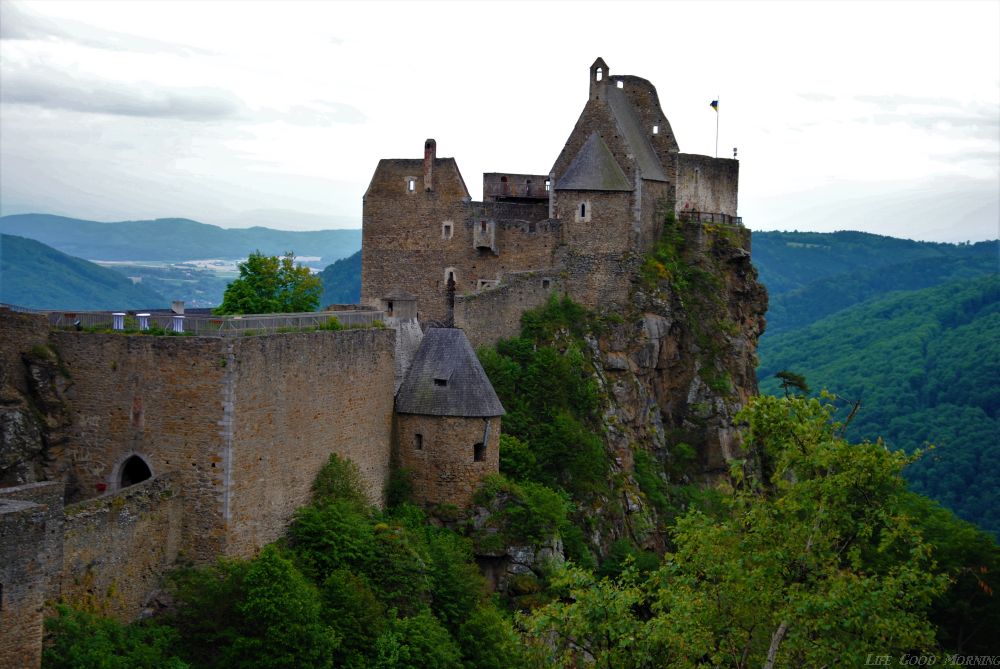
xmin=758 ymin=276 xmax=1000 ymax=536
xmin=0 ymin=235 xmax=167 ymax=310
xmin=320 ymin=251 xmax=362 ymax=306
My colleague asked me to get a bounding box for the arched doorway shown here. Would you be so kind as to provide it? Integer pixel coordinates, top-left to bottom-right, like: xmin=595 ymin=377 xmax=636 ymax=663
xmin=119 ymin=455 xmax=152 ymax=488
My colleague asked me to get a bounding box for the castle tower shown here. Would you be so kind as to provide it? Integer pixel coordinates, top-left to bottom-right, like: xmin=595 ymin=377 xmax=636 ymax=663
xmin=394 ymin=328 xmax=504 ymax=508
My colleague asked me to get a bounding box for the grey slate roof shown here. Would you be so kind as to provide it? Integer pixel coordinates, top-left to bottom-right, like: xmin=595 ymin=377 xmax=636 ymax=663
xmin=606 ymin=85 xmax=668 ymax=182
xmin=556 ymin=132 xmax=632 ymax=191
xmin=395 ymin=328 xmax=505 ymax=417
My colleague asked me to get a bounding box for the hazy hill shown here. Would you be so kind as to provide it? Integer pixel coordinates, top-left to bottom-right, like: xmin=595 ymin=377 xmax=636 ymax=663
xmin=758 ymin=276 xmax=1000 ymax=536
xmin=752 ymin=230 xmax=990 ymax=297
xmin=0 ymin=213 xmax=361 ymax=264
xmin=0 ymin=234 xmax=167 ymax=310
xmin=319 ymin=250 xmax=361 ymax=306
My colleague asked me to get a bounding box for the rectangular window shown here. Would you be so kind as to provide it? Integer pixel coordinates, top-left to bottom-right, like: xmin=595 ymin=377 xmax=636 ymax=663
xmin=616 ymin=80 xmax=624 ymax=89
xmin=443 ymin=223 xmax=452 ymax=239
xmin=434 ymin=378 xmax=447 ymax=387
xmin=653 ymin=125 xmax=659 ymax=134
xmin=414 ymin=433 xmax=423 ymax=450
xmin=407 ymin=178 xmax=415 ymax=192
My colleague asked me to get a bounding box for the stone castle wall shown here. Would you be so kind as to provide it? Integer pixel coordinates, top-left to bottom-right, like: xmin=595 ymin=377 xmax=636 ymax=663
xmin=51 ymin=331 xmax=232 ymax=561
xmin=0 ymin=482 xmax=63 ymax=669
xmin=455 ymin=271 xmax=564 ymax=349
xmin=395 ymin=414 xmax=501 ymax=508
xmin=225 ymin=329 xmax=395 ymax=555
xmin=60 ymin=473 xmax=183 ymax=621
xmin=676 ymin=153 xmax=739 ymax=217
xmin=362 ymin=154 xmax=560 ymax=324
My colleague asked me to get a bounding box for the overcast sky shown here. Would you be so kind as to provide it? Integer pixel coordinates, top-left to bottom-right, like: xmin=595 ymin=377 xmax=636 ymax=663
xmin=1 ymin=0 xmax=998 ymax=241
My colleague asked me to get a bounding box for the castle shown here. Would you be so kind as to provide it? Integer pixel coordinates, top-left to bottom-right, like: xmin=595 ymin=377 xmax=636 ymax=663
xmin=362 ymin=57 xmax=739 ymax=346
xmin=0 ymin=58 xmax=741 ymax=668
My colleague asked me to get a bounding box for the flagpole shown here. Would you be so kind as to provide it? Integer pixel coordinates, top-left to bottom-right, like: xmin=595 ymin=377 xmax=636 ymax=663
xmin=715 ymin=95 xmax=719 ymax=158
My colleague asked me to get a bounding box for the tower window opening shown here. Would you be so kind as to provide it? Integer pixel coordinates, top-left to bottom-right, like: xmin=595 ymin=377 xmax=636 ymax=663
xmin=407 ymin=178 xmax=415 ymax=192
xmin=473 ymin=442 xmax=485 ymax=462
xmin=442 ymin=223 xmax=452 ymax=239
xmin=119 ymin=455 xmax=152 ymax=489
xmin=653 ymin=125 xmax=659 ymax=134
xmin=616 ymin=80 xmax=624 ymax=89
xmin=544 ymin=179 xmax=551 ymax=191
xmin=481 ymin=221 xmax=487 ymax=232
xmin=414 ymin=433 xmax=423 ymax=450
xmin=596 ymin=68 xmax=603 ymax=81
xmin=580 ymin=203 xmax=586 ymax=218
xmin=434 ymin=378 xmax=447 ymax=387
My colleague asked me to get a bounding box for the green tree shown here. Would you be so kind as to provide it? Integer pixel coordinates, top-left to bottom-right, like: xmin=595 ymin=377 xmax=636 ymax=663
xmin=42 ymin=605 xmax=189 ymax=669
xmin=215 ymin=251 xmax=321 ymax=315
xmin=523 ymin=395 xmax=950 ymax=668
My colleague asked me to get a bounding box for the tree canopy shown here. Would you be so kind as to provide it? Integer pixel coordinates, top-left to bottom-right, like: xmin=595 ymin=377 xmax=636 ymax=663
xmin=215 ymin=251 xmax=322 ymax=315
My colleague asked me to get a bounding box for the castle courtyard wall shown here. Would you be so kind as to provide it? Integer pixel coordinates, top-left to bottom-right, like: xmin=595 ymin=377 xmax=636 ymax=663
xmin=51 ymin=332 xmax=231 ymax=561
xmin=454 ymin=271 xmax=564 ymax=349
xmin=225 ymin=328 xmax=395 ymax=555
xmin=0 ymin=482 xmax=63 ymax=669
xmin=60 ymin=473 xmax=183 ymax=621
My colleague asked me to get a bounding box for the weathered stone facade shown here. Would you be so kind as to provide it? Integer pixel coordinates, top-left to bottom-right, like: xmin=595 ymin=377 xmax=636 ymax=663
xmin=396 ymin=414 xmax=500 ymax=508
xmin=361 ymin=58 xmax=741 ymax=344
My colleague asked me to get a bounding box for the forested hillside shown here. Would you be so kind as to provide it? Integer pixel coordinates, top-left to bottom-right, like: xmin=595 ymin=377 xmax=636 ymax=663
xmin=758 ymin=276 xmax=1000 ymax=536
xmin=319 ymin=250 xmax=361 ymax=306
xmin=0 ymin=234 xmax=167 ymax=310
xmin=0 ymin=214 xmax=361 ymax=264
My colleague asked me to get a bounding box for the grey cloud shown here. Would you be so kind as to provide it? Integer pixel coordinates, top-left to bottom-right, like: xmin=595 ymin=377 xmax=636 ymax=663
xmin=859 ymin=110 xmax=999 ymax=139
xmin=259 ymin=100 xmax=366 ymax=125
xmin=0 ymin=67 xmax=242 ymax=120
xmin=0 ymin=2 xmax=213 ymax=56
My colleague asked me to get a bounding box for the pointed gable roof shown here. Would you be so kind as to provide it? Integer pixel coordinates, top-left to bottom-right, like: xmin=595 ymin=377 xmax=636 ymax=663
xmin=395 ymin=328 xmax=505 ymax=417
xmin=556 ymin=132 xmax=632 ymax=191
xmin=606 ymin=85 xmax=668 ymax=182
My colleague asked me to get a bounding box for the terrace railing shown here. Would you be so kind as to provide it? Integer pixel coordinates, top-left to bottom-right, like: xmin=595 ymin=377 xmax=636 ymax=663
xmin=678 ymin=210 xmax=743 ymax=226
xmin=1 ymin=304 xmax=384 ymax=337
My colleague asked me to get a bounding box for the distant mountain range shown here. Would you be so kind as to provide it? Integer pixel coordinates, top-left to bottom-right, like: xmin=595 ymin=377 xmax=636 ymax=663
xmin=0 ymin=213 xmax=361 ymax=265
xmin=1 ymin=234 xmax=167 ymax=310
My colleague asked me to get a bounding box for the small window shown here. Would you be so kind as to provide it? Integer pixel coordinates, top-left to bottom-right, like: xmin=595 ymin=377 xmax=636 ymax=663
xmin=442 ymin=223 xmax=452 ymax=239
xmin=544 ymin=179 xmax=551 ymax=191
xmin=542 ymin=279 xmax=551 ymax=289
xmin=386 ymin=300 xmax=394 ymax=316
xmin=596 ymin=68 xmax=603 ymax=82
xmin=616 ymin=80 xmax=624 ymax=89
xmin=434 ymin=378 xmax=447 ymax=387
xmin=407 ymin=178 xmax=415 ymax=192
xmin=500 ymin=176 xmax=508 ymax=182
xmin=414 ymin=433 xmax=423 ymax=450
xmin=653 ymin=125 xmax=659 ymax=134
xmin=481 ymin=221 xmax=487 ymax=232
xmin=580 ymin=203 xmax=586 ymax=218
xmin=473 ymin=442 xmax=485 ymax=462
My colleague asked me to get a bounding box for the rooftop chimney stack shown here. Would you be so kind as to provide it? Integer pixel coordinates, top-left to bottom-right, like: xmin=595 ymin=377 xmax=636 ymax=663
xmin=423 ymin=139 xmax=436 ymax=192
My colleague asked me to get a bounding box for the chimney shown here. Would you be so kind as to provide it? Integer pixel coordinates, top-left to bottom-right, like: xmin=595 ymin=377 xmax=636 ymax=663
xmin=423 ymin=138 xmax=436 ymax=191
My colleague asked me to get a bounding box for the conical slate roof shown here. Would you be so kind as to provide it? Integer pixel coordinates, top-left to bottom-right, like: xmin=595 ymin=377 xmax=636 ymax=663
xmin=556 ymin=132 xmax=632 ymax=191
xmin=395 ymin=328 xmax=505 ymax=417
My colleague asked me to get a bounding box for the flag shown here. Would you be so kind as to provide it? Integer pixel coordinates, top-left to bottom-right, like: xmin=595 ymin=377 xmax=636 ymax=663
xmin=710 ymin=100 xmax=719 ymax=112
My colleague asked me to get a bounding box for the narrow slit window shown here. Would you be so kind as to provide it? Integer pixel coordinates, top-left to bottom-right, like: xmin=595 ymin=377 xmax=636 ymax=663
xmin=443 ymin=223 xmax=452 ymax=239
xmin=580 ymin=203 xmax=586 ymax=218
xmin=407 ymin=178 xmax=415 ymax=192
xmin=596 ymin=68 xmax=603 ymax=81
xmin=414 ymin=433 xmax=423 ymax=450
xmin=653 ymin=125 xmax=659 ymax=134
xmin=481 ymin=221 xmax=487 ymax=232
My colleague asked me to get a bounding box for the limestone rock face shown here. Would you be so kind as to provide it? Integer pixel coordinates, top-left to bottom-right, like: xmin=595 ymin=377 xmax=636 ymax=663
xmin=582 ymin=220 xmax=767 ymax=555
